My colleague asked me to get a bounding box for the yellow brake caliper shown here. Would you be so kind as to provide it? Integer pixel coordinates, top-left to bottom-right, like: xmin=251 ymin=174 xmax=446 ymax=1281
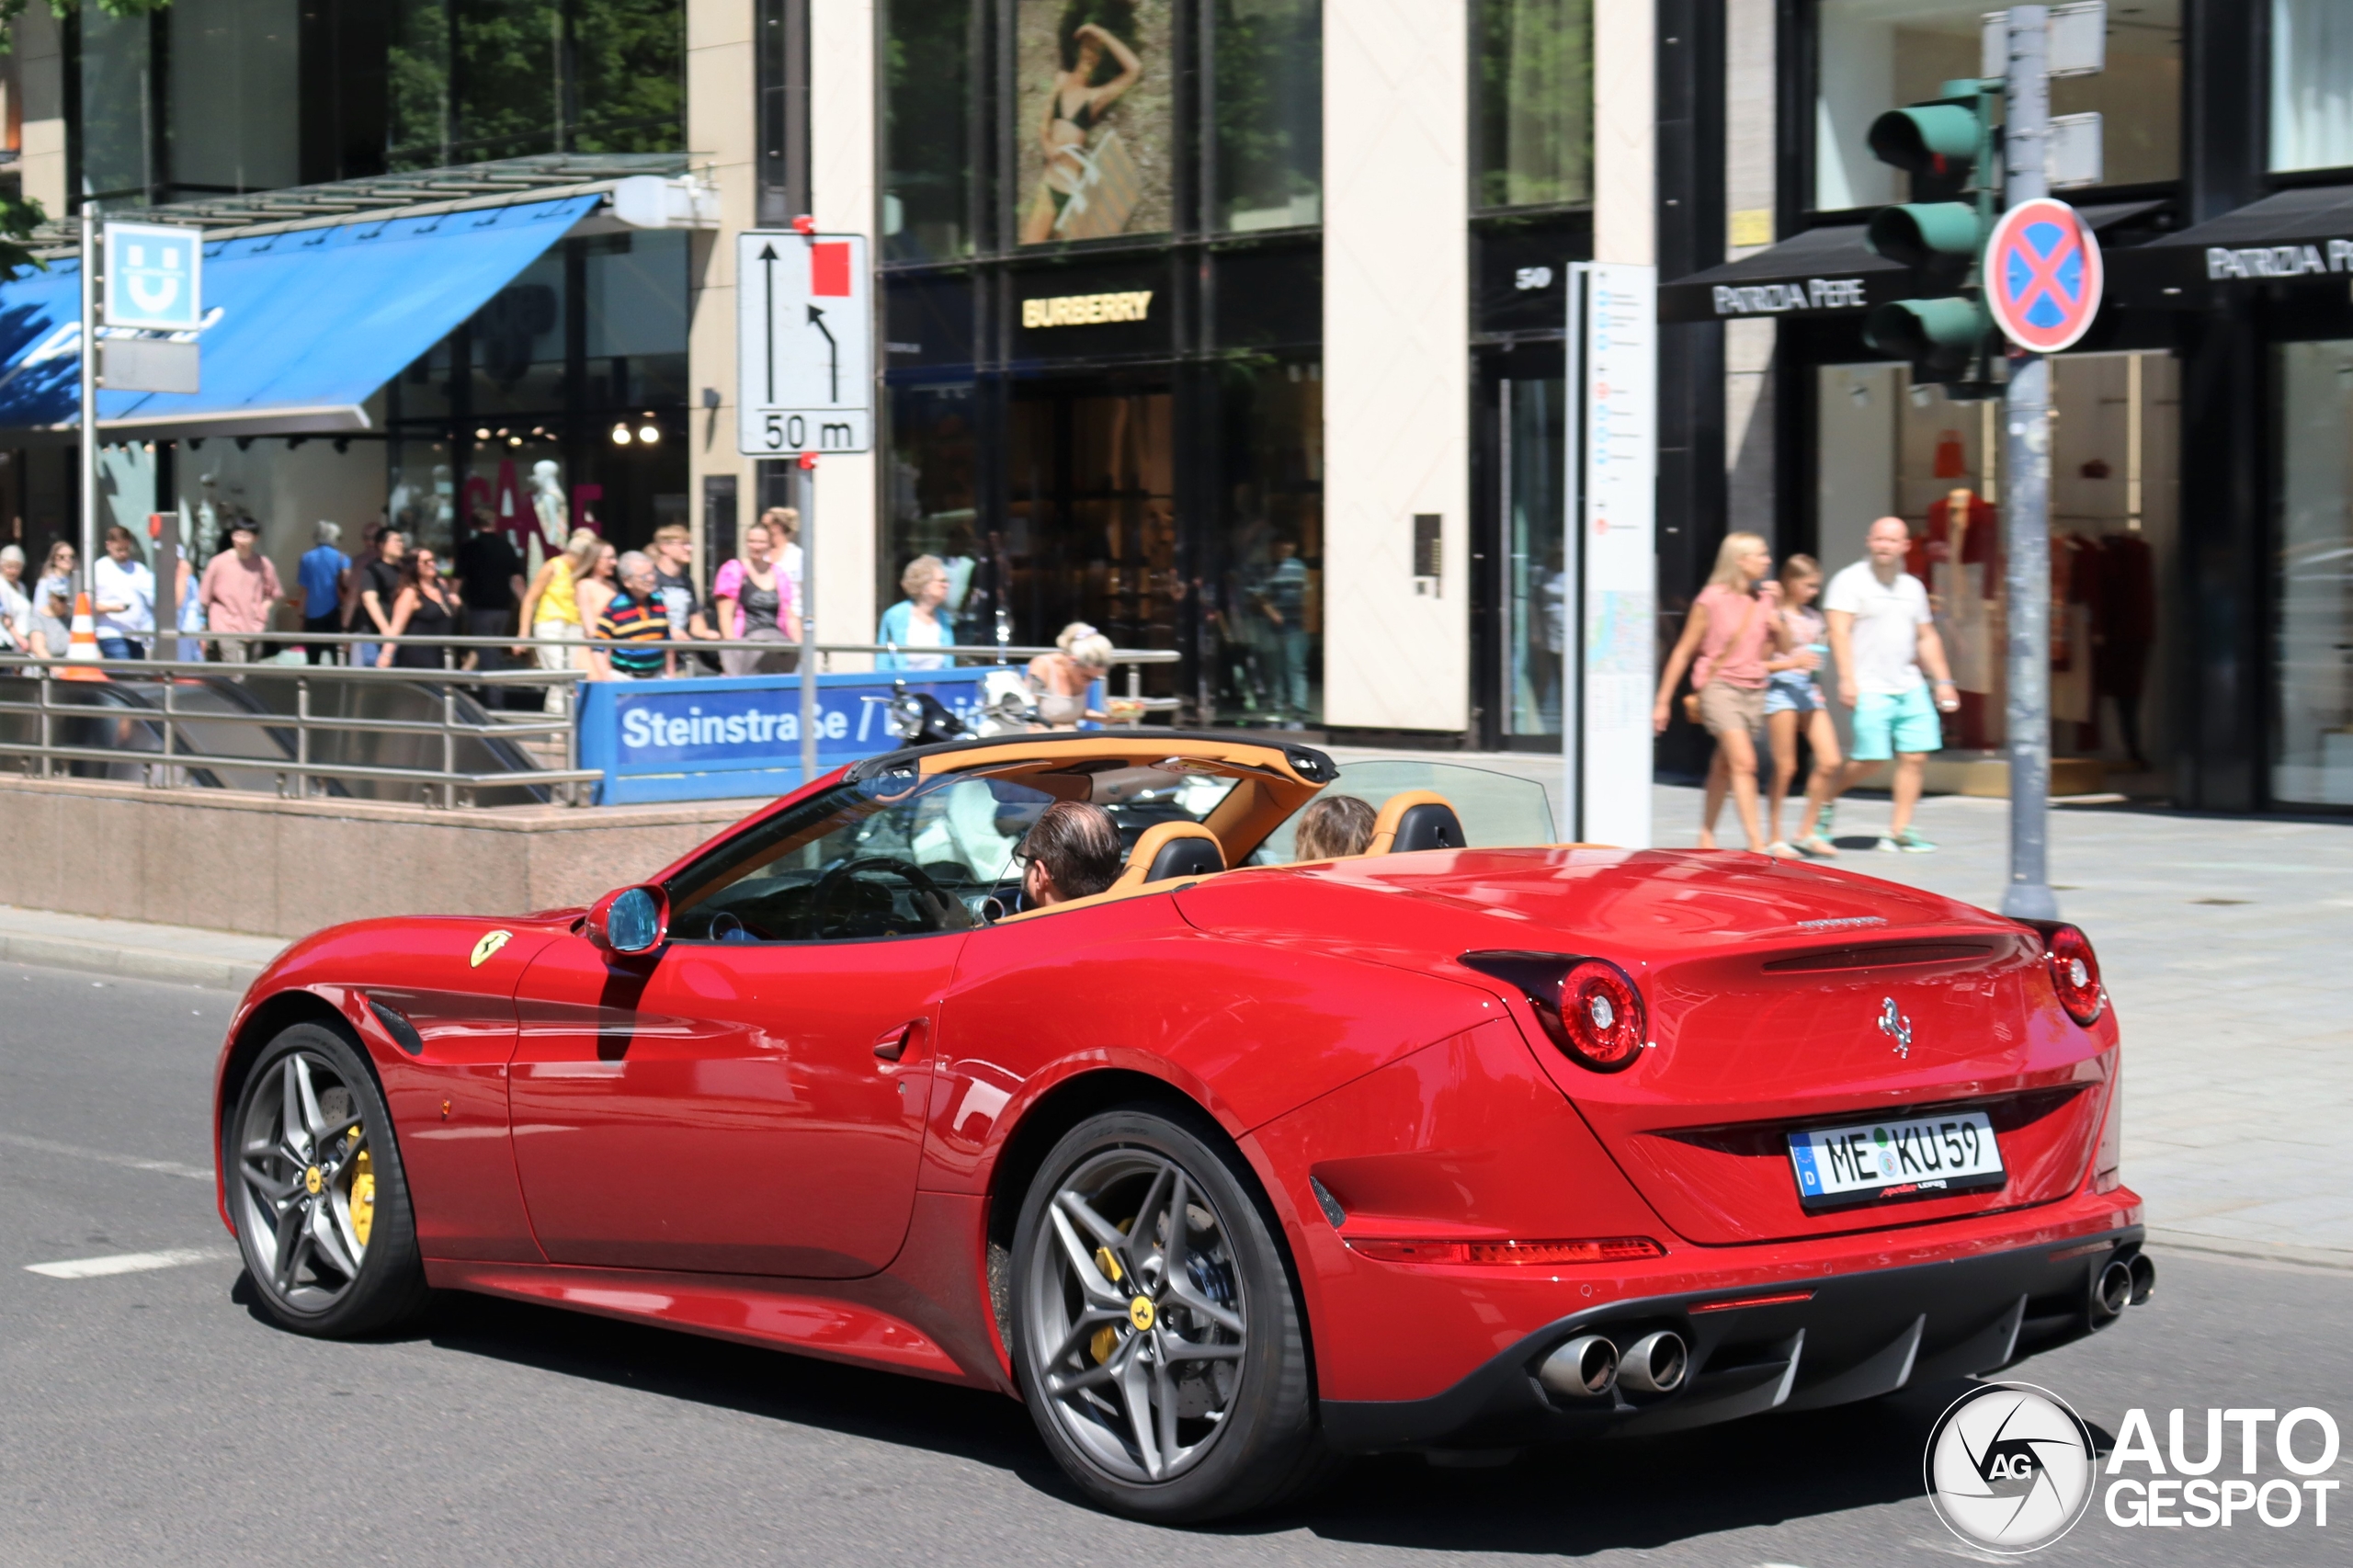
xmin=347 ymin=1146 xmax=375 ymax=1250
xmin=1089 ymin=1243 xmax=1123 ymax=1363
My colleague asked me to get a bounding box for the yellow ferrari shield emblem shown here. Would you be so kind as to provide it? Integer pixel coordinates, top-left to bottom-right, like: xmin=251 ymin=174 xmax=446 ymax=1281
xmin=470 ymin=929 xmax=513 ymax=968
xmin=303 ymin=1165 xmax=323 ymax=1196
xmin=1128 ymin=1296 xmax=1155 ymax=1332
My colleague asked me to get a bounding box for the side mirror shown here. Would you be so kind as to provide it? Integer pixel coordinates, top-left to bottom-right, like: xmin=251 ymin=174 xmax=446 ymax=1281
xmin=588 ymin=883 xmax=669 ymax=955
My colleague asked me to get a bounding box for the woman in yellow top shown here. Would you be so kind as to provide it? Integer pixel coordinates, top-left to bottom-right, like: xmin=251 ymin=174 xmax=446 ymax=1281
xmin=516 ymin=528 xmax=603 ymax=714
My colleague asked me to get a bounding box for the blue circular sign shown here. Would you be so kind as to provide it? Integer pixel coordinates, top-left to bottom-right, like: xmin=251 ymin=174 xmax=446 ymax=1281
xmin=1986 ymin=198 xmax=2104 ymax=354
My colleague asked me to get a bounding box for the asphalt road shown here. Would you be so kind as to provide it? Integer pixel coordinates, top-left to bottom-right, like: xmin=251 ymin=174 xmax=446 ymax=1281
xmin=4 ymin=961 xmax=2348 ymax=1568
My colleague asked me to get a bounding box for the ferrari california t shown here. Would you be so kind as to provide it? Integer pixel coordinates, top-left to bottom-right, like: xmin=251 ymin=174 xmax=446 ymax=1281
xmin=211 ymin=731 xmax=2147 ymax=1521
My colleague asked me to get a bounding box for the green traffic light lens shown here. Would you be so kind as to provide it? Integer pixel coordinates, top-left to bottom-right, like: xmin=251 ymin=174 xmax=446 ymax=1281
xmin=1864 ymin=299 xmax=1987 ymax=358
xmin=1867 ymin=103 xmax=1983 ymax=176
xmin=1865 ymin=202 xmax=1984 ymax=267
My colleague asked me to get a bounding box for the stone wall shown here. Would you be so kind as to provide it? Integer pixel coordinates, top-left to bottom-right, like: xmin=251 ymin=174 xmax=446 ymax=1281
xmin=0 ymin=778 xmax=759 ymax=938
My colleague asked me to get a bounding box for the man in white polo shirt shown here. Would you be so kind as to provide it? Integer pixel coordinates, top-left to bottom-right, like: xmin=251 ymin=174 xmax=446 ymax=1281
xmin=1820 ymin=515 xmax=1961 ymax=852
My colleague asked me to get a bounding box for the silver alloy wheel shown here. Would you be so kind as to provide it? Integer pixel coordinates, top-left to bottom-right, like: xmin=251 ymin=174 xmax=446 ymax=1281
xmin=1025 ymin=1146 xmax=1248 ymax=1484
xmin=235 ymin=1050 xmax=371 ymax=1312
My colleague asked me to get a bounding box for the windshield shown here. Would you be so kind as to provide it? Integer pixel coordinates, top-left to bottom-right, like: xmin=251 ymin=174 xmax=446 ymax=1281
xmin=1253 ymin=760 xmax=1558 ymax=863
xmin=665 ymin=764 xmax=1246 ymax=941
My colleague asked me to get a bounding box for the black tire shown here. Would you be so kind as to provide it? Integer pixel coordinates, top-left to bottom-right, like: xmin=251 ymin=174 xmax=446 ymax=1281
xmin=1009 ymin=1104 xmax=1335 ymax=1522
xmin=224 ymin=1022 xmax=428 ymax=1337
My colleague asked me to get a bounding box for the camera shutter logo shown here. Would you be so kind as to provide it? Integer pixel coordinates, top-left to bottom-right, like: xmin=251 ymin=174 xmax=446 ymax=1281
xmin=1925 ymin=1382 xmax=2098 ymax=1552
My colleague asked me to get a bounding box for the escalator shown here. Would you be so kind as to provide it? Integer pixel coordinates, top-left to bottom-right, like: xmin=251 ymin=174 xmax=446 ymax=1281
xmin=0 ymin=673 xmax=560 ymax=806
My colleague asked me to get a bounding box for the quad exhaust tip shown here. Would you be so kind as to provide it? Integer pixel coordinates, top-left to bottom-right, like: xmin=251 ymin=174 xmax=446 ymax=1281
xmin=1539 ymin=1334 xmax=1619 ymax=1399
xmin=2098 ymin=1252 xmax=2154 ymax=1309
xmin=1618 ymin=1330 xmax=1690 ymax=1394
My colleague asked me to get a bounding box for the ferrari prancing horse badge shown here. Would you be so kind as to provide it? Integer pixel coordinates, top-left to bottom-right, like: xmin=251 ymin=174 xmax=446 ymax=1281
xmin=470 ymin=929 xmax=513 ymax=968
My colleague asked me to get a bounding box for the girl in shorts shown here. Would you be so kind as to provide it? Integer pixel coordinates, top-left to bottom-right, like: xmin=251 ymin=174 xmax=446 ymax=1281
xmin=1763 ymin=554 xmax=1842 ymax=858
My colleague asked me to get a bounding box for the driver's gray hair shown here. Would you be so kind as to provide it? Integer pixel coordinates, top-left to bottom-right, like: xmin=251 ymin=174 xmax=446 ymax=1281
xmin=616 ymin=550 xmax=656 ymax=582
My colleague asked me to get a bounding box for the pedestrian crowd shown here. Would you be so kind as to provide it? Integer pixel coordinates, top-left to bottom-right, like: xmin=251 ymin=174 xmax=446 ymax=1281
xmin=1655 ymin=515 xmax=1961 ymax=858
xmin=0 ymin=509 xmax=824 ymax=710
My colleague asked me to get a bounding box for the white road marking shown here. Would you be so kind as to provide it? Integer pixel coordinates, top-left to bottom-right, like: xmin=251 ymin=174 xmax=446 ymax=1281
xmin=26 ymin=1247 xmax=233 ymax=1279
xmin=0 ymin=1131 xmax=210 ymax=1182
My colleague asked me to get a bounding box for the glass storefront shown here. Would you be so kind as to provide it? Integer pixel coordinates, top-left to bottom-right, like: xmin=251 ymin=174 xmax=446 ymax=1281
xmin=2275 ymin=340 xmax=2353 ymax=807
xmin=1500 ymin=375 xmax=1566 ymax=736
xmin=1812 ymin=352 xmax=2177 ymax=784
xmin=1213 ymin=0 xmax=1322 ymax=232
xmin=74 ymin=2 xmax=685 ymax=207
xmin=2272 ymin=0 xmax=2353 ymax=173
xmin=1209 ymin=357 xmax=1323 ymax=725
xmin=1813 ymin=0 xmax=2180 ymax=212
xmin=384 ymin=230 xmax=690 ymax=564
xmin=1473 ymin=0 xmax=1593 ymax=210
xmin=882 ymin=0 xmax=976 ymax=262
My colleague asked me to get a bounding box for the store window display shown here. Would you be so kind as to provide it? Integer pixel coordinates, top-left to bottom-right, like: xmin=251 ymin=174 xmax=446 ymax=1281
xmin=1813 ymin=354 xmax=2177 ymax=790
xmin=2276 ymin=340 xmax=2353 ymax=807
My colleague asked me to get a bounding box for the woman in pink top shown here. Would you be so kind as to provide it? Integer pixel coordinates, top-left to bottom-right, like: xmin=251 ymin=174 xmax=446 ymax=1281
xmin=1653 ymin=531 xmax=1788 ymax=855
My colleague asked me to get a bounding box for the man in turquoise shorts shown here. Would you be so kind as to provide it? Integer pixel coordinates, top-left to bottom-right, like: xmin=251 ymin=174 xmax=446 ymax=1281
xmin=1822 ymin=515 xmax=1961 ymax=852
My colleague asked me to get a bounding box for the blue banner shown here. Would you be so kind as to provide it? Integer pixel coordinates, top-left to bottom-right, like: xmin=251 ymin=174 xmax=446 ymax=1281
xmin=578 ymin=669 xmax=995 ymax=804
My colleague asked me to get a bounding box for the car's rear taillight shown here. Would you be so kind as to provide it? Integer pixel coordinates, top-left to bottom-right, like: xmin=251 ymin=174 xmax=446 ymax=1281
xmin=1460 ymin=951 xmax=1649 ymax=1073
xmin=2030 ymin=921 xmax=2105 ymax=1025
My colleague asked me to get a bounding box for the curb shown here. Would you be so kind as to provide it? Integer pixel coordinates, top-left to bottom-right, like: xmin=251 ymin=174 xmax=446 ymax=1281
xmin=0 ymin=932 xmax=273 ymax=993
xmin=2145 ymin=1226 xmax=2353 ymax=1275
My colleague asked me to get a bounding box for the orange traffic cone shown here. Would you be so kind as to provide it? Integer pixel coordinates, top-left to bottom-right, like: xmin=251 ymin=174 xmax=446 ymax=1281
xmin=60 ymin=591 xmax=107 ymax=682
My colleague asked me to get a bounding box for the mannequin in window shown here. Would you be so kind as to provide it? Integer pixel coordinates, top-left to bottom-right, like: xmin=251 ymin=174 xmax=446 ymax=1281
xmin=1913 ymin=485 xmax=2000 ymax=750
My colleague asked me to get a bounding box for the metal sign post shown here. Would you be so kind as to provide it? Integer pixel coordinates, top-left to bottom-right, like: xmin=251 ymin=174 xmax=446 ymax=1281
xmin=797 ymin=452 xmax=818 ymax=785
xmin=76 ymin=204 xmax=97 ymax=608
xmin=1998 ymin=7 xmax=2057 ymax=920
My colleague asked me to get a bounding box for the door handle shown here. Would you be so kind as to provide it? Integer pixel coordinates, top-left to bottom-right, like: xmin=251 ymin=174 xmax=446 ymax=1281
xmin=872 ymin=1018 xmax=923 ymax=1062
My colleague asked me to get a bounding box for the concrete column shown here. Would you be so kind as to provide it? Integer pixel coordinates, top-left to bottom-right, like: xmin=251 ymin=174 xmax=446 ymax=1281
xmin=685 ymin=1 xmax=757 ymax=595
xmin=809 ymin=0 xmax=877 ymax=667
xmin=1319 ymin=2 xmax=1470 ymax=733
xmin=1593 ymin=0 xmax=1654 ymax=267
xmin=1722 ymin=0 xmax=1777 ymax=541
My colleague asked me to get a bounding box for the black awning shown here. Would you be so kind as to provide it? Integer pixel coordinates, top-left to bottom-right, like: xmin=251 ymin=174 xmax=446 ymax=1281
xmin=1660 ymin=200 xmax=2169 ymax=324
xmin=2121 ymin=184 xmax=2353 ymax=297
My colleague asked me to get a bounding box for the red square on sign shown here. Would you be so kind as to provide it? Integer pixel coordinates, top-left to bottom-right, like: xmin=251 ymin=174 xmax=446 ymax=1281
xmin=810 ymin=242 xmax=851 ymax=297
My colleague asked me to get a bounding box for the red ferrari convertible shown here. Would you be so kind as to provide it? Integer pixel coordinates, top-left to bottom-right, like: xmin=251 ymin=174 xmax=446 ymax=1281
xmin=212 ymin=732 xmax=2148 ymax=1521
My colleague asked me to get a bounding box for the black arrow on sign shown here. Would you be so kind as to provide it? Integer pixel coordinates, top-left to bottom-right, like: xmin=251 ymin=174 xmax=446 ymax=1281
xmin=806 ymin=304 xmax=838 ymax=403
xmin=757 ymin=242 xmax=779 ymax=402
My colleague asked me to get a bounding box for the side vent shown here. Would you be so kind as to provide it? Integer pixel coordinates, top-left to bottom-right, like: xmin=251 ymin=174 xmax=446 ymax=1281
xmin=367 ymin=998 xmax=426 ymax=1056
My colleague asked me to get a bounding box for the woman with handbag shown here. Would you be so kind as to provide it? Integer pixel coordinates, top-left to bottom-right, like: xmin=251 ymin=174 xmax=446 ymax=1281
xmin=1653 ymin=531 xmax=1787 ymax=856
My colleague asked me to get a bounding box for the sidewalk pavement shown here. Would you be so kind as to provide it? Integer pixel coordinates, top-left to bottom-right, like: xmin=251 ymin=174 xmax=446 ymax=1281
xmin=12 ymin=754 xmax=2353 ymax=1270
xmin=0 ymin=904 xmax=285 ymax=993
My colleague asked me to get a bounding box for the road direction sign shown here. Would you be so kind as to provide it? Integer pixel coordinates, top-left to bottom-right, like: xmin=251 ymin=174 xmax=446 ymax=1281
xmin=1985 ymin=197 xmax=2103 ymax=354
xmin=102 ymin=222 xmax=203 ymax=333
xmin=736 ymin=231 xmax=871 ymax=457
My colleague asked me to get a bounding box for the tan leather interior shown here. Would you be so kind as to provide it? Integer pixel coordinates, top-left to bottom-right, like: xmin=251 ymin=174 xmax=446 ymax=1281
xmin=1113 ymin=821 xmax=1225 ymax=891
xmin=1365 ymin=790 xmax=1466 ymax=855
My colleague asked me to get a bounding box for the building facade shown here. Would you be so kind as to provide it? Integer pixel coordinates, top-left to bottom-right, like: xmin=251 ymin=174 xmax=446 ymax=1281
xmin=1665 ymin=0 xmax=2353 ymax=816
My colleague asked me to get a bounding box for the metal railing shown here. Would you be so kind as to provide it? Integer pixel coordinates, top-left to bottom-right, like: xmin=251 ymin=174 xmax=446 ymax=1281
xmin=0 ymin=631 xmax=1183 ymax=808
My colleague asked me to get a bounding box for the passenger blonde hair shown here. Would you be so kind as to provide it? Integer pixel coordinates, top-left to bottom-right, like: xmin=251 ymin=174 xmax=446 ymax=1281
xmin=1294 ymin=793 xmax=1376 ymax=861
xmin=1706 ymin=531 xmax=1772 ymax=591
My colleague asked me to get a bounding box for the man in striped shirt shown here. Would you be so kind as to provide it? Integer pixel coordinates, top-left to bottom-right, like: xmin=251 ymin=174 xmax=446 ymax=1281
xmin=593 ymin=551 xmax=676 ymax=679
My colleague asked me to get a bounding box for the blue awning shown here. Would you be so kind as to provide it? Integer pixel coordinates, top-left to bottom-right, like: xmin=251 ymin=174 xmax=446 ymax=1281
xmin=0 ymin=194 xmax=597 ymax=438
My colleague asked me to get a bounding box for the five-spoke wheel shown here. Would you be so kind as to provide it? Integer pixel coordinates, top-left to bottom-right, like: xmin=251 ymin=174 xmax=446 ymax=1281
xmin=228 ymin=1023 xmax=426 ymax=1335
xmin=1012 ymin=1107 xmax=1332 ymax=1521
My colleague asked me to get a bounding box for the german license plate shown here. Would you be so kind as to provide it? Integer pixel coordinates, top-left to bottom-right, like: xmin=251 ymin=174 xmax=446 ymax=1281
xmin=1787 ymin=1110 xmax=2006 ymax=1210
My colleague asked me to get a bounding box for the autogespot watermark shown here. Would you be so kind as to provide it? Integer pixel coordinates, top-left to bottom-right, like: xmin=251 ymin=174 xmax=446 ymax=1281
xmin=1924 ymin=1385 xmax=2343 ymax=1551
xmin=2102 ymin=1405 xmax=2340 ymax=1530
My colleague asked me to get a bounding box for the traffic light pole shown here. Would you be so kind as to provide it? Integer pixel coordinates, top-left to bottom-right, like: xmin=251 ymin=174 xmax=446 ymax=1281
xmin=1999 ymin=6 xmax=2059 ymax=921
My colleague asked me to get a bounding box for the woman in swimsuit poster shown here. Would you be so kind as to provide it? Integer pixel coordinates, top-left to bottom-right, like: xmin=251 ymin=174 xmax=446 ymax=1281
xmin=1018 ymin=1 xmax=1170 ymax=245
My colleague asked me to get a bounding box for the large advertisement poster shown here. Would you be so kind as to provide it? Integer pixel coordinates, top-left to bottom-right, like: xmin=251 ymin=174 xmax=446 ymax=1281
xmin=1016 ymin=0 xmax=1174 ymax=245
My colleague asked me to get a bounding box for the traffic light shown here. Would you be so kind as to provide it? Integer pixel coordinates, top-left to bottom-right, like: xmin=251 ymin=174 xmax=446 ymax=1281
xmin=1863 ymin=81 xmax=1999 ymax=383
